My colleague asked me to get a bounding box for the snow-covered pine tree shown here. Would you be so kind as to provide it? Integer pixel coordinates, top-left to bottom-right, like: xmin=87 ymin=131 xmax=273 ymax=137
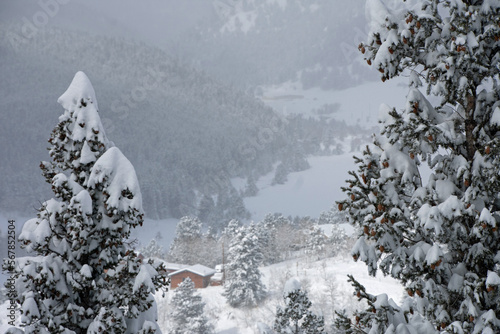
xmin=327 ymin=224 xmax=348 ymax=257
xmin=140 ymin=239 xmax=165 ymax=259
xmin=219 ymin=219 xmax=242 ymax=268
xmin=274 ymin=278 xmax=325 ymax=334
xmin=337 ymin=1 xmax=500 ymax=332
xmin=168 ymin=277 xmax=213 ymax=334
xmin=197 ymin=194 xmax=216 ymax=224
xmin=254 ymin=215 xmax=279 ymax=265
xmin=7 ymin=72 xmax=167 ymax=334
xmin=272 ymin=162 xmax=288 ymax=185
xmin=221 ymin=219 xmax=243 ymax=240
xmin=223 ymin=224 xmax=267 ymax=307
xmin=243 ymin=175 xmax=259 ymax=197
xmin=306 ymin=225 xmax=328 ymax=259
xmin=168 ymin=216 xmax=203 ymax=265
xmin=257 ymin=213 xmax=297 ymax=264
xmin=199 ymin=226 xmax=220 ymax=268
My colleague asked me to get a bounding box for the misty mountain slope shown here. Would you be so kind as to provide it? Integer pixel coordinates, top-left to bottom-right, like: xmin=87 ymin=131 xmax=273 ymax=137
xmin=180 ymin=0 xmax=376 ymax=90
xmin=0 ymin=24 xmax=305 ymax=220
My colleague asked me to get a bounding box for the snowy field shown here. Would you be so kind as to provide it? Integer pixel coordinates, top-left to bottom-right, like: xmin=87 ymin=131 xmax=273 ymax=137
xmin=259 ymin=77 xmax=409 ymax=127
xmin=245 ymin=153 xmax=358 ymax=222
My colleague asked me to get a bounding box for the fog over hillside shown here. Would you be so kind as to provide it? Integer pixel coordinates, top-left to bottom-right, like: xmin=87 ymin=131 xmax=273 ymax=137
xmin=0 ymin=0 xmax=376 ymax=224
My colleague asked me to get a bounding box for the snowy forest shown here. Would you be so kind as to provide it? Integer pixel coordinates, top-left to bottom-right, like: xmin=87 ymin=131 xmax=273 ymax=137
xmin=1 ymin=0 xmax=500 ymax=333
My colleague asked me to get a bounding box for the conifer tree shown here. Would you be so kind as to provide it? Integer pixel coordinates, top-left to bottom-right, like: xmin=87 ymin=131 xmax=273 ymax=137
xmin=223 ymin=224 xmax=267 ymax=307
xmin=243 ymin=175 xmax=259 ymax=197
xmin=221 ymin=219 xmax=243 ymax=240
xmin=274 ymin=278 xmax=325 ymax=334
xmin=7 ymin=72 xmax=167 ymax=334
xmin=337 ymin=1 xmax=500 ymax=332
xmin=169 ymin=278 xmax=213 ymax=334
xmin=197 ymin=194 xmax=216 ymax=224
xmin=140 ymin=239 xmax=165 ymax=259
xmin=168 ymin=216 xmax=203 ymax=265
xmin=257 ymin=213 xmax=293 ymax=264
xmin=306 ymin=225 xmax=328 ymax=258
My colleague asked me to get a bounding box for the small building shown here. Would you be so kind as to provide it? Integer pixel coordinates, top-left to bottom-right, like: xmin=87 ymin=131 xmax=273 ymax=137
xmin=169 ymin=264 xmax=216 ymax=289
xmin=163 ymin=262 xmax=186 ymax=275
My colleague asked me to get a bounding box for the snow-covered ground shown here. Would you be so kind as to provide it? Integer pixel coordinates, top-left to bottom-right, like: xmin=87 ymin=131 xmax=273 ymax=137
xmin=154 ymin=253 xmax=404 ymax=333
xmin=245 ymin=154 xmax=357 ymax=222
xmin=259 ymin=77 xmax=409 ymax=127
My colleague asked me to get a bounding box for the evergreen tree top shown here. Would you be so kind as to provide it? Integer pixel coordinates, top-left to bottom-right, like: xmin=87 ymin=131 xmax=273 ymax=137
xmin=58 ymin=71 xmax=98 ymax=111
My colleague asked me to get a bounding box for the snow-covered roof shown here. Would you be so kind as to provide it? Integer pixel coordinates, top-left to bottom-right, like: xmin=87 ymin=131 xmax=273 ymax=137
xmin=163 ymin=262 xmax=186 ymax=271
xmin=168 ymin=264 xmax=216 ymax=277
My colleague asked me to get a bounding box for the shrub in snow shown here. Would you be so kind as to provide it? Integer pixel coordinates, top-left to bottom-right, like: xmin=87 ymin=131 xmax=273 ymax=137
xmin=168 ymin=277 xmax=213 ymax=334
xmin=223 ymin=224 xmax=267 ymax=307
xmin=273 ymin=278 xmax=325 ymax=333
xmin=337 ymin=1 xmax=500 ymax=333
xmin=5 ymin=72 xmax=168 ymax=334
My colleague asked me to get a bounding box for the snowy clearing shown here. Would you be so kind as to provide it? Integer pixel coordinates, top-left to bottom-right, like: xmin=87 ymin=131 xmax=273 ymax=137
xmin=245 ymin=154 xmax=358 ymax=222
xmin=154 ymin=253 xmax=404 ymax=333
xmin=259 ymin=77 xmax=409 ymax=127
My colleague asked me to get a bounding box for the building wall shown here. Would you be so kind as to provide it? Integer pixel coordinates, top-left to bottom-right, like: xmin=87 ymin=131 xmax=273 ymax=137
xmin=170 ymin=271 xmax=213 ymax=289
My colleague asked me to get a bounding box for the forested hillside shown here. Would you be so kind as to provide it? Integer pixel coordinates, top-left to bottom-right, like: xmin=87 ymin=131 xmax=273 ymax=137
xmin=178 ymin=0 xmax=375 ymax=90
xmin=0 ymin=24 xmax=363 ymax=223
